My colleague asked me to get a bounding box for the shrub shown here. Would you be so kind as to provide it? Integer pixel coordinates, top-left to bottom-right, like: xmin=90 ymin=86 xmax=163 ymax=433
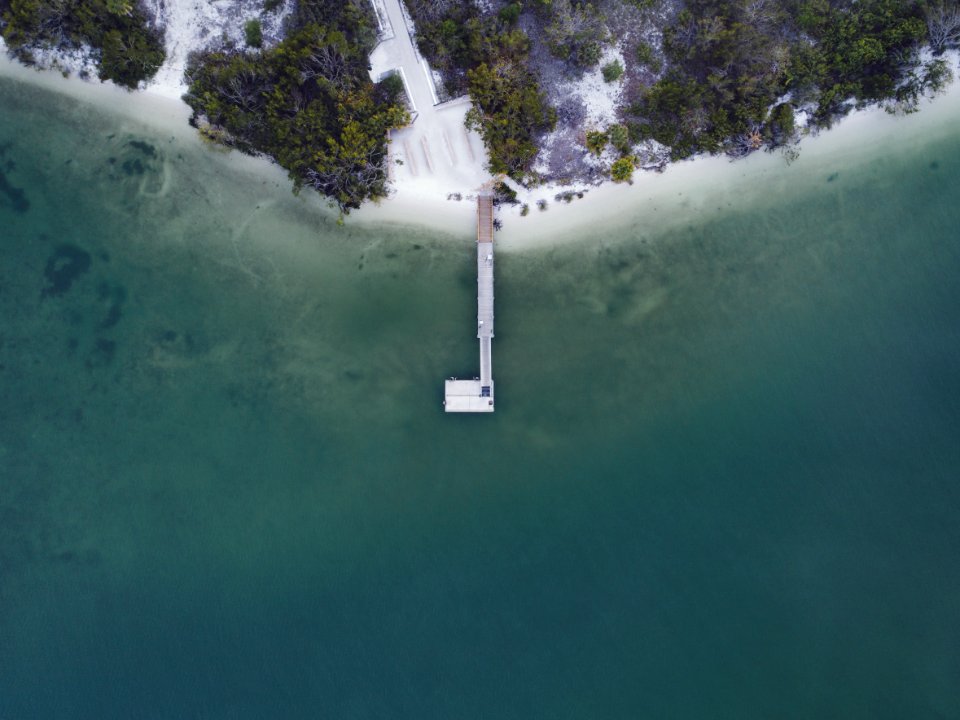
xmin=611 ymin=156 xmax=635 ymax=182
xmin=602 ymin=59 xmax=624 ymax=83
xmin=185 ymin=21 xmax=409 ymax=211
xmin=635 ymin=41 xmax=653 ymax=65
xmin=498 ymin=2 xmax=522 ymax=24
xmin=0 ymin=0 xmax=166 ymax=87
xmin=466 ymin=62 xmax=556 ymax=177
xmin=578 ymin=41 xmax=603 ymax=68
xmin=244 ymin=19 xmax=263 ymax=48
xmin=585 ymin=129 xmax=608 ymax=155
xmin=635 ymin=40 xmax=662 ymax=72
xmin=493 ymin=180 xmax=519 ymax=204
xmin=769 ymin=103 xmax=795 ymax=143
xmin=608 ymin=123 xmax=630 ymax=153
xmin=544 ymin=0 xmax=606 ymax=68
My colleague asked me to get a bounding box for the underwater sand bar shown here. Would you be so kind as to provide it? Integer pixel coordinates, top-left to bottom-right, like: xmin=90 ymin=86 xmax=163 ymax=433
xmin=445 ymin=193 xmax=495 ymax=413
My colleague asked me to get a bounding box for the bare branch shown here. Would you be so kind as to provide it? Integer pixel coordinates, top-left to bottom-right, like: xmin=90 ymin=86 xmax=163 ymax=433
xmin=927 ymin=2 xmax=960 ymax=53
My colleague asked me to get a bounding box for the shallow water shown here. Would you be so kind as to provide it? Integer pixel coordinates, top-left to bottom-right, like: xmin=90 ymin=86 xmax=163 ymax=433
xmin=1 ymin=77 xmax=959 ymax=719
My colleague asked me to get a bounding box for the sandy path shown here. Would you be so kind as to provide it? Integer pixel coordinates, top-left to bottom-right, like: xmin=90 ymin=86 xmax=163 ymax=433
xmin=366 ymin=0 xmax=492 ymax=208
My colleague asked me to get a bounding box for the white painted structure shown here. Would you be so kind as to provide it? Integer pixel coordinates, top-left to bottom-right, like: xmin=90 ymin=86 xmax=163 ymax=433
xmin=444 ymin=194 xmax=495 ymax=413
xmin=367 ymin=0 xmax=488 ymax=197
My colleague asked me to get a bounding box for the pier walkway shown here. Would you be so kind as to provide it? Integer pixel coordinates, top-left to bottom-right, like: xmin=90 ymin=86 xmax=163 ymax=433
xmin=444 ymin=194 xmax=495 ymax=413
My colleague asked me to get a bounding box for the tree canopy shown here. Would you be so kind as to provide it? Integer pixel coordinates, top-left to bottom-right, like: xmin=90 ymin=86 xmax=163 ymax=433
xmin=185 ymin=2 xmax=409 ymax=212
xmin=0 ymin=0 xmax=164 ymax=87
xmin=632 ymin=0 xmax=953 ymax=158
xmin=405 ymin=0 xmax=555 ymax=179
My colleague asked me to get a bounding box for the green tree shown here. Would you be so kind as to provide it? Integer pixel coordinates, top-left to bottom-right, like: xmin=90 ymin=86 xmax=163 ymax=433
xmin=466 ymin=61 xmax=556 ymax=177
xmin=0 ymin=0 xmax=165 ymax=86
xmin=632 ymin=0 xmax=929 ymax=157
xmin=498 ymin=2 xmax=521 ymax=24
xmin=100 ymin=27 xmax=164 ymax=87
xmin=543 ymin=0 xmax=607 ymax=68
xmin=185 ymin=18 xmax=409 ymax=211
xmin=104 ymin=0 xmax=133 ymax=16
xmin=768 ymin=103 xmax=795 ymax=145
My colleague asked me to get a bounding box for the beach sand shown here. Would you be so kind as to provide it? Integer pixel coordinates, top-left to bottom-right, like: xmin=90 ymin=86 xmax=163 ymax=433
xmin=4 ymin=49 xmax=958 ymax=252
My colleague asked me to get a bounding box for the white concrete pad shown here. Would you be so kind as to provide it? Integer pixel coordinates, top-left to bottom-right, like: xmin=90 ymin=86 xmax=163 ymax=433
xmin=444 ymin=380 xmax=494 ymax=413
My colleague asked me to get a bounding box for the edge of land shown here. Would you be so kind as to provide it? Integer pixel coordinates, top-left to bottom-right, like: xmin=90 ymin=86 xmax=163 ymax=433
xmin=2 ymin=37 xmax=959 ymax=251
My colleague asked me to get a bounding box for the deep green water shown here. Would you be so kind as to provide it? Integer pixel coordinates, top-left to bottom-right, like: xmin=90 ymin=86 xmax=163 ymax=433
xmin=2 ymin=76 xmax=959 ymax=719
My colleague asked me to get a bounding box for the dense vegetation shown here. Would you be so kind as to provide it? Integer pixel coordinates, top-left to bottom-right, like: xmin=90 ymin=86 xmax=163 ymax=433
xmin=406 ymin=0 xmax=958 ymax=177
xmin=634 ymin=0 xmax=957 ymax=158
xmin=184 ymin=0 xmax=409 ymax=211
xmin=537 ymin=0 xmax=609 ymax=69
xmin=186 ymin=0 xmax=960 ymax=193
xmin=404 ymin=0 xmax=555 ymax=179
xmin=5 ymin=0 xmax=957 ymax=204
xmin=0 ymin=0 xmax=164 ymax=87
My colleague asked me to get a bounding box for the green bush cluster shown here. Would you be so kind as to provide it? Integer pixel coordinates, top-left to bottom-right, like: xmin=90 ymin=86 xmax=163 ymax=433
xmin=402 ymin=0 xmax=487 ymax=96
xmin=184 ymin=5 xmax=408 ymax=212
xmin=602 ymin=59 xmax=624 ymax=82
xmin=541 ymin=0 xmax=607 ymax=69
xmin=585 ymin=129 xmax=608 ymax=155
xmin=404 ymin=0 xmax=555 ymax=179
xmin=244 ymin=19 xmax=263 ymax=48
xmin=790 ymin=0 xmax=929 ymax=121
xmin=632 ymin=0 xmax=941 ymax=159
xmin=466 ymin=61 xmax=556 ymax=178
xmin=634 ymin=40 xmax=661 ymax=73
xmin=607 ymin=123 xmax=630 ymax=153
xmin=610 ymin=156 xmax=634 ymax=182
xmin=0 ymin=0 xmax=165 ymax=87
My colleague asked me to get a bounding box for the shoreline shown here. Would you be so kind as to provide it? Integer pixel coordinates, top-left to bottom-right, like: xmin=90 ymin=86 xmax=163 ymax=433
xmin=353 ymin=55 xmax=960 ymax=250
xmin=3 ymin=50 xmax=959 ymax=252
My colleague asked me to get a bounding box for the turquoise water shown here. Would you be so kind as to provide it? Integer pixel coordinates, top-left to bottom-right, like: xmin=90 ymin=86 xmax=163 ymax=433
xmin=2 ymin=76 xmax=959 ymax=718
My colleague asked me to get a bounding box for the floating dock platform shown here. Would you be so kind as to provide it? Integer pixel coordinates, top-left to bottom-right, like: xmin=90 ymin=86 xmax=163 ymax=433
xmin=444 ymin=194 xmax=495 ymax=413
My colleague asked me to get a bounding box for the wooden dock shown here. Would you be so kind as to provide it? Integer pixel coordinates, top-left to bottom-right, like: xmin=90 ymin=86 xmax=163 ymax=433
xmin=444 ymin=194 xmax=495 ymax=413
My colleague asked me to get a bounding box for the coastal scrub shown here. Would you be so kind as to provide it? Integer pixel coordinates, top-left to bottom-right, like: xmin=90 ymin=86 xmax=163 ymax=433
xmin=632 ymin=0 xmax=951 ymax=159
xmin=184 ymin=1 xmax=408 ymax=211
xmin=0 ymin=0 xmax=165 ymax=87
xmin=404 ymin=0 xmax=556 ymax=179
xmin=610 ymin=156 xmax=634 ymax=182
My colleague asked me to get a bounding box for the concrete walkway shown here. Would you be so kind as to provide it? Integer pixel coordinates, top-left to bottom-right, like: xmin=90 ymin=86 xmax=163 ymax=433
xmin=444 ymin=194 xmax=496 ymax=413
xmin=368 ymin=0 xmax=489 ymax=196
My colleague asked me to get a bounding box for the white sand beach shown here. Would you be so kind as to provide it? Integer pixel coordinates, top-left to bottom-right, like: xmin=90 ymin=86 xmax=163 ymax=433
xmin=357 ymin=50 xmax=960 ymax=251
xmin=3 ymin=31 xmax=958 ymax=253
